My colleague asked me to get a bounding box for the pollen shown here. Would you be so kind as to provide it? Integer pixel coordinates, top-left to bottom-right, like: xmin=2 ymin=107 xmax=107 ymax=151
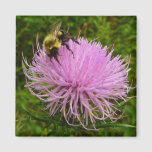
xmin=57 ymin=31 xmax=62 ymax=36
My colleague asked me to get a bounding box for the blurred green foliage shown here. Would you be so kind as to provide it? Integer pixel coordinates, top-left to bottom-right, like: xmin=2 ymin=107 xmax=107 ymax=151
xmin=16 ymin=16 xmax=136 ymax=136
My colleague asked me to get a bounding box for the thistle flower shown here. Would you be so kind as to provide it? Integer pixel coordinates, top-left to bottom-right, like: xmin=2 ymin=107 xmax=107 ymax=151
xmin=22 ymin=37 xmax=130 ymax=130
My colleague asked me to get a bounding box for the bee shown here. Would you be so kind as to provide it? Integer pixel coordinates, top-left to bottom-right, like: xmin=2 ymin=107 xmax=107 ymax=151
xmin=43 ymin=22 xmax=79 ymax=64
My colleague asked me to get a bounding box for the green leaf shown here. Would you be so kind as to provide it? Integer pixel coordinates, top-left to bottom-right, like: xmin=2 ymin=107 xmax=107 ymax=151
xmin=97 ymin=123 xmax=136 ymax=129
xmin=16 ymin=125 xmax=24 ymax=136
xmin=115 ymin=97 xmax=136 ymax=109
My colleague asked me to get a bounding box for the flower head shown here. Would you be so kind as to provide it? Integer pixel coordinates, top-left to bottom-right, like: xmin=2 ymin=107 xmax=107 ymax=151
xmin=22 ymin=37 xmax=130 ymax=130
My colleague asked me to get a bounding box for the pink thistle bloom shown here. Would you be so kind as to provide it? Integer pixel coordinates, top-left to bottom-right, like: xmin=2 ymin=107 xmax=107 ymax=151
xmin=22 ymin=37 xmax=130 ymax=130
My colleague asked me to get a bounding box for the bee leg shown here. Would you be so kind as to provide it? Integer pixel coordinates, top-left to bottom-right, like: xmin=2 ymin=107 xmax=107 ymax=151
xmin=49 ymin=47 xmax=61 ymax=65
xmin=70 ymin=37 xmax=79 ymax=44
xmin=54 ymin=55 xmax=61 ymax=65
xmin=64 ymin=43 xmax=75 ymax=58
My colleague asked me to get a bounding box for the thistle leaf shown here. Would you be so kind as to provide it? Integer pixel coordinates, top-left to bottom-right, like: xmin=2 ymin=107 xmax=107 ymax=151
xmin=97 ymin=122 xmax=136 ymax=129
xmin=115 ymin=97 xmax=135 ymax=109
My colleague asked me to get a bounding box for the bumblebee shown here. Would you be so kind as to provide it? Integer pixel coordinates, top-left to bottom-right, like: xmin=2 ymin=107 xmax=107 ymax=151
xmin=43 ymin=22 xmax=79 ymax=63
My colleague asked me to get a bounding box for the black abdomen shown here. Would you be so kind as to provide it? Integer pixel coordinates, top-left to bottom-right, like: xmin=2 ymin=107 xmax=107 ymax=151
xmin=48 ymin=47 xmax=59 ymax=58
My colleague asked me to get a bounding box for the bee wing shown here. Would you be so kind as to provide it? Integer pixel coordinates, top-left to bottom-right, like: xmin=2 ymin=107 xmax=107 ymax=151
xmin=50 ymin=22 xmax=62 ymax=42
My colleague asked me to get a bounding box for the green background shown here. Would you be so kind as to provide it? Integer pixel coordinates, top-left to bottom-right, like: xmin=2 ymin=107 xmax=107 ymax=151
xmin=16 ymin=16 xmax=136 ymax=136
